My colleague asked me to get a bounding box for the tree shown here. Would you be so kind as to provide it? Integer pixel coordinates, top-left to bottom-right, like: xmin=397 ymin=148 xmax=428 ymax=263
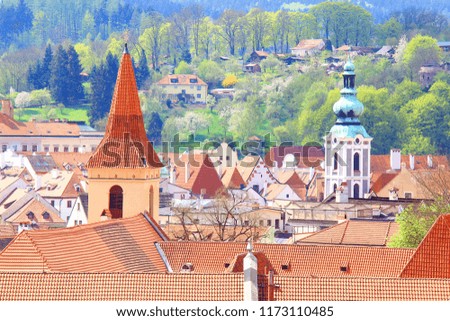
xmin=402 ymin=35 xmax=442 ymax=81
xmin=50 ymin=45 xmax=70 ymax=105
xmin=139 ymin=12 xmax=166 ymax=71
xmin=174 ymin=61 xmax=193 ymax=74
xmin=389 ymin=199 xmax=450 ymax=248
xmin=222 ymin=74 xmax=238 ymax=88
xmin=147 ymin=112 xmax=163 ymax=144
xmin=67 ymin=45 xmax=85 ymax=103
xmin=197 ymin=60 xmax=224 ymax=87
xmin=135 ymin=49 xmax=150 ymax=89
xmin=218 ymin=9 xmax=245 ymax=56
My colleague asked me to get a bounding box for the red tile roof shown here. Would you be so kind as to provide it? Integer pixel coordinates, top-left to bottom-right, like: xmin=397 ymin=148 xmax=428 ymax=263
xmin=264 ymin=146 xmax=324 ymax=168
xmin=292 ymin=39 xmax=325 ymax=50
xmin=174 ymin=153 xmax=224 ymax=197
xmin=371 ymin=155 xmax=450 ymax=173
xmin=400 ymin=214 xmax=450 ymax=278
xmin=160 ymin=242 xmax=413 ymax=277
xmin=0 ymin=114 xmax=80 ymax=137
xmin=87 ymin=48 xmax=162 ymax=169
xmin=273 ymin=276 xmax=450 ymax=301
xmin=0 ymin=214 xmax=168 ymax=273
xmin=221 ymin=167 xmax=246 ymax=189
xmin=298 ymin=220 xmax=399 ymax=247
xmin=0 ymin=273 xmax=243 ymax=301
xmin=157 ymin=74 xmax=207 ymax=86
xmin=5 ymin=197 xmax=65 ymax=226
xmin=371 ymin=172 xmax=398 ymax=193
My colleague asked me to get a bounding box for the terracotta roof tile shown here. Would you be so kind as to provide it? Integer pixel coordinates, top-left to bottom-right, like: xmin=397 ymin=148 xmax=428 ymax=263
xmin=292 ymin=39 xmax=325 ymax=50
xmin=273 ymin=276 xmax=450 ymax=301
xmin=298 ymin=220 xmax=399 ymax=247
xmin=157 ymin=74 xmax=207 ymax=86
xmin=0 ymin=214 xmax=167 ymax=273
xmin=237 ymin=155 xmax=260 ymax=182
xmin=160 ymin=242 xmax=413 ymax=277
xmin=221 ymin=167 xmax=246 ymax=189
xmin=371 ymin=155 xmax=450 ymax=173
xmin=371 ymin=172 xmax=398 ymax=193
xmin=174 ymin=153 xmax=224 ymax=197
xmin=87 ymin=49 xmax=162 ymax=169
xmin=5 ymin=197 xmax=64 ymax=226
xmin=0 ymin=114 xmax=80 ymax=137
xmin=400 ymin=214 xmax=450 ymax=278
xmin=0 ymin=273 xmax=243 ymax=301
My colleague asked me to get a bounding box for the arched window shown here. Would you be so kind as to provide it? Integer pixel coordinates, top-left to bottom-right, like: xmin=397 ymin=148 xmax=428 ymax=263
xmin=353 ymin=153 xmax=360 ymax=172
xmin=333 ymin=153 xmax=338 ymax=170
xmin=149 ymin=186 xmax=154 ymax=216
xmin=333 ymin=184 xmax=337 ymax=193
xmin=353 ymin=183 xmax=360 ymax=199
xmin=109 ymin=185 xmax=123 ymax=219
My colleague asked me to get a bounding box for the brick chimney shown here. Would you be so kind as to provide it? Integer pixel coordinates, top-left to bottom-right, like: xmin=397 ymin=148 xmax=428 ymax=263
xmin=1 ymin=100 xmax=13 ymax=118
xmin=244 ymin=241 xmax=258 ymax=301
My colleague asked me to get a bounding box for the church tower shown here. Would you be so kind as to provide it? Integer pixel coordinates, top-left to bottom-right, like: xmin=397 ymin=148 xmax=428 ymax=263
xmin=86 ymin=44 xmax=163 ymax=223
xmin=324 ymin=60 xmax=372 ymax=199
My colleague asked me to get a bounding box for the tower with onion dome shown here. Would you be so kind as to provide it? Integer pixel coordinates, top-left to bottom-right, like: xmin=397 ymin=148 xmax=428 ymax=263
xmin=324 ymin=60 xmax=372 ymax=199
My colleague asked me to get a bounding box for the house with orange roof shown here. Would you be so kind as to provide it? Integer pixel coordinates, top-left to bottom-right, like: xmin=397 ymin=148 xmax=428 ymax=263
xmin=220 ymin=167 xmax=246 ymax=189
xmin=291 ymin=39 xmax=331 ymax=57
xmin=157 ymin=74 xmax=207 ymax=104
xmin=0 ymin=191 xmax=64 ymax=232
xmin=2 ymin=212 xmax=450 ymax=300
xmin=370 ymin=150 xmax=450 ymax=199
xmin=0 ymin=100 xmax=103 ymax=154
xmin=248 ymin=50 xmax=269 ymax=63
xmin=263 ymin=183 xmax=303 ymax=205
xmin=86 ymin=44 xmax=163 ymax=224
xmin=237 ymin=155 xmax=276 ymax=194
xmin=297 ymin=220 xmax=399 ymax=247
xmin=66 ymin=193 xmax=88 ymax=227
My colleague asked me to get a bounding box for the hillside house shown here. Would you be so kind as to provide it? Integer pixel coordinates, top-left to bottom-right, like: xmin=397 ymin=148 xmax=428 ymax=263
xmin=157 ymin=74 xmax=208 ymax=104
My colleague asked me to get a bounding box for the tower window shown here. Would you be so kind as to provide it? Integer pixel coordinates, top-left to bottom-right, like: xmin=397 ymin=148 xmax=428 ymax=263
xmin=353 ymin=183 xmax=360 ymax=199
xmin=333 ymin=153 xmax=338 ymax=170
xmin=353 ymin=153 xmax=360 ymax=172
xmin=109 ymin=185 xmax=123 ymax=219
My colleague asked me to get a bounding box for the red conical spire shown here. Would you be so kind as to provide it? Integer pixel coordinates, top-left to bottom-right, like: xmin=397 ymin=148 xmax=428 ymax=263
xmin=87 ymin=44 xmax=162 ymax=169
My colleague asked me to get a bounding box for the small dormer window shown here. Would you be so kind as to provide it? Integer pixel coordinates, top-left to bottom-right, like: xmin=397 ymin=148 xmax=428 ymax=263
xmin=42 ymin=212 xmax=50 ymax=219
xmin=181 ymin=263 xmax=194 ymax=272
xmin=190 ymin=78 xmax=198 ymax=83
xmin=27 ymin=211 xmax=34 ymax=220
xmin=170 ymin=78 xmax=178 ymax=83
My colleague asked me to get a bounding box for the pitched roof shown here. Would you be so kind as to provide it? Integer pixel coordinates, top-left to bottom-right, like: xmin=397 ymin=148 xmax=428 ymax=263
xmin=87 ymin=46 xmax=162 ymax=169
xmin=276 ymin=170 xmax=306 ymax=187
xmin=0 ymin=273 xmax=243 ymax=301
xmin=26 ymin=154 xmax=57 ymax=173
xmin=160 ymin=242 xmax=413 ymax=277
xmin=253 ymin=50 xmax=269 ymax=57
xmin=371 ymin=155 xmax=450 ymax=173
xmin=36 ymin=171 xmax=77 ymax=198
xmin=221 ymin=167 xmax=246 ymax=189
xmin=5 ymin=196 xmax=64 ymax=226
xmin=400 ymin=214 xmax=450 ymax=278
xmin=0 ymin=113 xmax=80 ymax=137
xmin=174 ymin=153 xmax=224 ymax=197
xmin=264 ymin=145 xmax=324 ymax=168
xmin=273 ymin=276 xmax=450 ymax=301
xmin=0 ymin=214 xmax=168 ymax=273
xmin=237 ymin=155 xmax=260 ymax=182
xmin=264 ymin=183 xmax=301 ymax=201
xmin=298 ymin=220 xmax=399 ymax=247
xmin=0 ymin=223 xmax=15 ymax=238
xmin=157 ymin=74 xmax=207 ymax=86
xmin=292 ymin=39 xmax=325 ymax=50
xmin=371 ymin=172 xmax=398 ymax=193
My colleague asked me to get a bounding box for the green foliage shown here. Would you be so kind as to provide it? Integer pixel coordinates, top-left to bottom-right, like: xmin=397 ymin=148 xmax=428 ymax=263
xmin=402 ymin=35 xmax=442 ymax=81
xmin=146 ymin=112 xmax=164 ymax=144
xmin=197 ymin=60 xmax=224 ymax=87
xmin=388 ymin=200 xmax=450 ymax=248
xmin=174 ymin=61 xmax=194 ymax=75
xmin=135 ymin=49 xmax=150 ymax=89
xmin=50 ymin=45 xmax=70 ymax=105
xmin=222 ymin=74 xmax=238 ymax=88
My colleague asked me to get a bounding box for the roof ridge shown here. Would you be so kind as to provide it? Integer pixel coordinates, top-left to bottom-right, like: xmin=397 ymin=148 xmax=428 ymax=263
xmin=384 ymin=221 xmax=393 ymax=246
xmin=300 ymin=221 xmax=347 ymax=242
xmin=22 ymin=232 xmax=51 ymax=272
xmin=339 ymin=220 xmax=350 ymax=244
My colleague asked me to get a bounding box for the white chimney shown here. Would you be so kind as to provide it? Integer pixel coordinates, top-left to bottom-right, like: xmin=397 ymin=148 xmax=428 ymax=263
xmin=390 ymin=149 xmax=401 ymax=170
xmin=335 ymin=183 xmax=349 ymax=203
xmin=427 ymin=155 xmax=433 ymax=168
xmin=34 ymin=175 xmax=42 ymax=190
xmin=409 ymin=154 xmax=415 ymax=170
xmin=185 ymin=161 xmax=190 ymax=184
xmin=170 ymin=166 xmax=176 ymax=184
xmin=244 ymin=241 xmax=258 ymax=301
xmin=309 ymin=166 xmax=315 ymax=181
xmin=218 ymin=161 xmax=223 ymax=178
xmin=196 ymin=193 xmax=204 ymax=211
xmin=389 ymin=187 xmax=399 ymax=201
xmin=51 ymin=169 xmax=59 ymax=179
